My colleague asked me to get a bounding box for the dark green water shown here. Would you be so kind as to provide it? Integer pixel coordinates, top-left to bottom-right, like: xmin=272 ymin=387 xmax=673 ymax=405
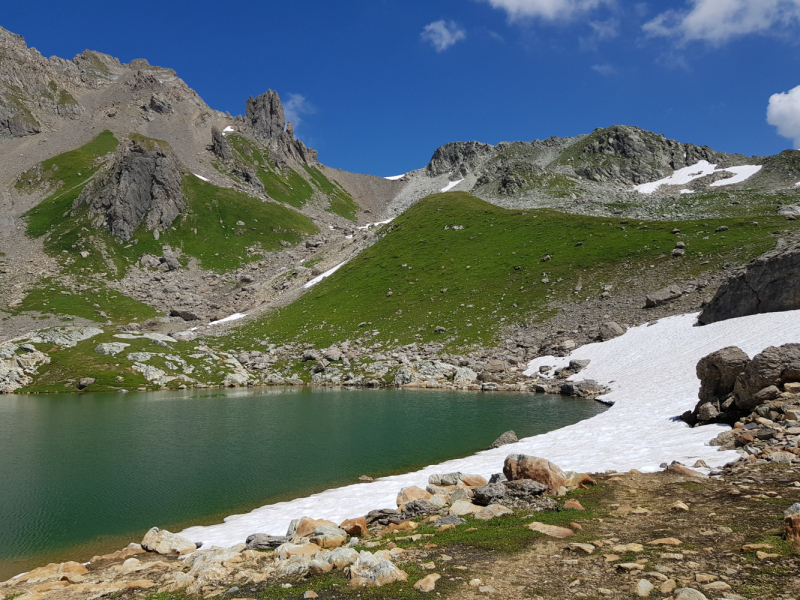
xmin=0 ymin=387 xmax=606 ymax=578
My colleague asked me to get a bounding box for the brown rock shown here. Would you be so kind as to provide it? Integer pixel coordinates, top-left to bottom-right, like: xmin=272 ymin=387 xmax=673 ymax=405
xmin=563 ymin=499 xmax=585 ymax=510
xmin=291 ymin=517 xmax=338 ymax=539
xmin=397 ymin=486 xmax=432 ymax=506
xmin=459 ymin=474 xmax=489 ymax=488
xmin=785 ymin=514 xmax=800 ymax=549
xmin=650 ymin=538 xmax=682 ymax=546
xmin=414 ymin=573 xmax=441 ymax=592
xmin=14 ymin=561 xmax=88 ymax=583
xmin=503 ymin=454 xmax=566 ymax=493
xmin=666 ymin=464 xmax=705 ymax=478
xmin=527 ymin=522 xmax=575 ymax=538
xmin=340 ymin=517 xmax=369 ymax=537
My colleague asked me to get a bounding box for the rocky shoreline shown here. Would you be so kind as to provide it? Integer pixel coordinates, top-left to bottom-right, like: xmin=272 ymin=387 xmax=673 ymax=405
xmin=2 ymin=446 xmax=798 ymax=600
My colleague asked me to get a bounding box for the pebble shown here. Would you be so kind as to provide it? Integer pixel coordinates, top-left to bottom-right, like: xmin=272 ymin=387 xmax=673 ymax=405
xmin=660 ymin=579 xmax=677 ymax=593
xmin=634 ymin=579 xmax=654 ymax=597
xmin=478 ymin=585 xmax=496 ymax=594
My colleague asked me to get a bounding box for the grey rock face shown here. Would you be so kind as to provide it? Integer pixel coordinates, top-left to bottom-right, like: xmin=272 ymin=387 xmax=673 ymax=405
xmin=503 ymin=479 xmax=548 ymax=498
xmin=472 ymin=483 xmax=507 ymax=506
xmin=571 ymin=125 xmax=727 ymax=185
xmin=426 ymin=141 xmax=495 ymax=178
xmin=211 ymin=126 xmax=232 ymax=161
xmin=734 ymin=343 xmax=800 ymax=410
xmin=246 ymin=89 xmax=285 ymax=140
xmin=149 ymin=94 xmax=172 ymax=114
xmin=696 ymin=346 xmax=751 ymax=402
xmin=698 ymin=236 xmax=800 ymax=325
xmin=74 ymin=137 xmax=185 ymax=241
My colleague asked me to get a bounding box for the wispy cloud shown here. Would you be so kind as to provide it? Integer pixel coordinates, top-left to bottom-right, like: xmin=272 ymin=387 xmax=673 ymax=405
xmin=481 ymin=0 xmax=614 ymax=22
xmin=655 ymin=51 xmax=691 ymax=71
xmin=767 ymin=85 xmax=800 ymax=148
xmin=283 ymin=93 xmax=314 ymax=128
xmin=589 ymin=18 xmax=620 ymax=38
xmin=421 ymin=20 xmax=467 ymax=52
xmin=591 ymin=63 xmax=616 ymax=75
xmin=644 ymin=0 xmax=800 ymax=45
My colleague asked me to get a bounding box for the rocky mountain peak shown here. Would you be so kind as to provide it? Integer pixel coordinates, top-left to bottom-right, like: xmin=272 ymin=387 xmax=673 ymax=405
xmin=425 ymin=141 xmax=495 ymax=178
xmin=73 ymin=135 xmax=185 ymax=241
xmin=246 ymin=90 xmax=285 ymax=140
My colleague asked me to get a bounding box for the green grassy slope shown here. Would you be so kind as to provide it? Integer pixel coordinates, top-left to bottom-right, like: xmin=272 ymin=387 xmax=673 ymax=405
xmin=23 ymin=133 xmax=319 ymax=277
xmin=21 ymin=130 xmax=119 ymax=237
xmin=224 ymin=134 xmax=359 ymax=218
xmin=225 ymin=192 xmax=798 ymax=350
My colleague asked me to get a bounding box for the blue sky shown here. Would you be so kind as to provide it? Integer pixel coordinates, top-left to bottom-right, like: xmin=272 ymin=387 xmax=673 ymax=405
xmin=4 ymin=0 xmax=800 ymax=176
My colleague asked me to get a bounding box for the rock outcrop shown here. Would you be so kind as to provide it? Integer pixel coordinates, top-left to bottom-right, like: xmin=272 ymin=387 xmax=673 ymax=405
xmin=698 ymin=236 xmax=800 ymax=325
xmin=74 ymin=136 xmax=185 ymax=241
xmin=244 ymin=90 xmax=318 ymax=164
xmin=211 ymin=126 xmax=232 ymax=161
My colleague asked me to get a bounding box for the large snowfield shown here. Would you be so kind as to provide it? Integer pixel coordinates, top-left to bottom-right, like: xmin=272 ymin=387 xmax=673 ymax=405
xmin=635 ymin=161 xmax=762 ymax=194
xmin=179 ymin=309 xmax=800 ymax=549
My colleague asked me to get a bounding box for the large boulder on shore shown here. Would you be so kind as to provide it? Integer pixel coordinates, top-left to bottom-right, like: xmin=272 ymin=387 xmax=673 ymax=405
xmin=698 ymin=236 xmax=800 ymax=324
xmin=503 ymin=454 xmax=566 ymax=494
xmin=696 ymin=346 xmax=751 ymax=402
xmin=141 ymin=527 xmax=197 ymax=555
xmin=734 ymin=343 xmax=800 ymax=410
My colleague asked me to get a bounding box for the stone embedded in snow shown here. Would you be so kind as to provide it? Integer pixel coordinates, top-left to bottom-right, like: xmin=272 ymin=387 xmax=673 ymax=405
xmin=141 ymin=527 xmax=197 ymax=555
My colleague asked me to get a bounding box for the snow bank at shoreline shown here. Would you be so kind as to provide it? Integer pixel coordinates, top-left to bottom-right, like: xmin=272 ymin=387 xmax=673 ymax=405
xmin=179 ymin=309 xmax=800 ymax=550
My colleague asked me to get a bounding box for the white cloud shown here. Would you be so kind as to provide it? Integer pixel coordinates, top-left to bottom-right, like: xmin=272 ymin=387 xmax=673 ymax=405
xmin=481 ymin=0 xmax=613 ymax=22
xmin=589 ymin=18 xmax=619 ymax=38
xmin=767 ymin=85 xmax=800 ymax=148
xmin=283 ymin=93 xmax=314 ymax=128
xmin=644 ymin=0 xmax=800 ymax=44
xmin=421 ymin=20 xmax=466 ymax=52
xmin=591 ymin=63 xmax=616 ymax=75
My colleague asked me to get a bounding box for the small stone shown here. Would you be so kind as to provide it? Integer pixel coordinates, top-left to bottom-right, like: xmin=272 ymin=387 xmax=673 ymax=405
xmin=528 ymin=522 xmax=575 ymax=538
xmin=413 ymin=573 xmax=441 ymax=592
xmin=604 ymin=554 xmax=620 ymax=562
xmin=671 ymin=501 xmax=690 ymax=511
xmin=304 ymin=592 xmax=318 ymax=599
xmin=660 ymin=579 xmax=677 ymax=593
xmin=674 ymin=589 xmax=708 ymax=600
xmin=756 ymin=550 xmax=780 ymax=560
xmin=474 ymin=504 xmax=512 ymax=520
xmin=421 ymin=561 xmax=435 ymax=569
xmin=617 ymin=562 xmax=645 ymax=571
xmin=569 ymin=543 xmax=595 ymax=554
xmin=613 ymin=543 xmax=644 ymax=553
xmin=634 ymin=579 xmax=654 ymax=597
xmin=564 ymin=499 xmax=585 ymax=510
xmin=695 ymin=574 xmax=717 ymax=583
xmin=478 ymin=585 xmax=496 ymax=594
xmin=702 ymin=581 xmax=732 ymax=591
xmin=650 ymin=538 xmax=682 ymax=546
xmin=469 ymin=578 xmax=482 ymax=587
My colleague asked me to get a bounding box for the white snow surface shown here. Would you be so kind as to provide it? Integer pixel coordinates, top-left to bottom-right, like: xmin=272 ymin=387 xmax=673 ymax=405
xmin=178 ymin=309 xmax=800 ymax=549
xmin=440 ymin=179 xmax=463 ymax=193
xmin=222 ymin=126 xmax=234 ymax=135
xmin=709 ymin=165 xmax=762 ymax=187
xmin=357 ymin=219 xmax=393 ymax=231
xmin=209 ymin=313 xmax=247 ymax=325
xmin=635 ymin=161 xmax=761 ymax=194
xmin=680 ymin=189 xmax=694 ymax=194
xmin=303 ymin=262 xmax=346 ymax=288
xmin=193 ymin=173 xmax=210 ymax=182
xmin=384 ymin=174 xmax=406 ymax=181
xmin=795 ymin=181 xmax=800 ymax=187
